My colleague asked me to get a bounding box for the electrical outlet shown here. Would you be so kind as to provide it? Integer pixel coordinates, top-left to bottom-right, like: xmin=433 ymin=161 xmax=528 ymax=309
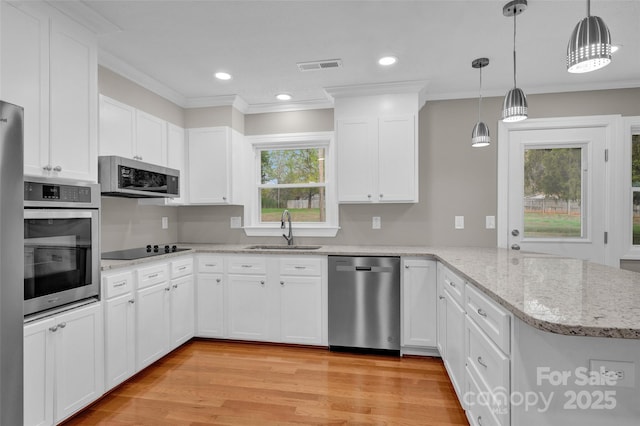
xmin=455 ymin=216 xmax=464 ymax=229
xmin=589 ymin=359 xmax=635 ymax=388
xmin=230 ymin=216 xmax=242 ymax=229
xmin=372 ymin=216 xmax=381 ymax=229
xmin=486 ymin=215 xmax=496 ymax=229
xmin=161 ymin=217 xmax=168 ymax=229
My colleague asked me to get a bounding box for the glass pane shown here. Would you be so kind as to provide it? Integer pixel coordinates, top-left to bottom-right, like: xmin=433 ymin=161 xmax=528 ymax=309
xmin=634 ymin=192 xmax=640 ymax=245
xmin=260 ymin=187 xmax=326 ymax=223
xmin=261 ymin=148 xmax=325 ymax=185
xmin=632 ymin=135 xmax=640 ymax=187
xmin=523 ymin=147 xmax=582 ymax=238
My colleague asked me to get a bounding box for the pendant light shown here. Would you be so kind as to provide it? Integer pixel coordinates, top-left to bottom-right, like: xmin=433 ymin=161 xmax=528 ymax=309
xmin=502 ymin=0 xmax=528 ymax=122
xmin=567 ymin=0 xmax=612 ymax=73
xmin=471 ymin=58 xmax=490 ymax=148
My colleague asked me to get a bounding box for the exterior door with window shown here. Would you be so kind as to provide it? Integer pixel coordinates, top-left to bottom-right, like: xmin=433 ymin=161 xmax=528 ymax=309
xmin=499 ymin=117 xmax=616 ymax=266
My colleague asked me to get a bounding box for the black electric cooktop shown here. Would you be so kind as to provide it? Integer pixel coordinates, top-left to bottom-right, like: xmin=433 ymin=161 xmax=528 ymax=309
xmin=101 ymin=245 xmax=190 ymax=260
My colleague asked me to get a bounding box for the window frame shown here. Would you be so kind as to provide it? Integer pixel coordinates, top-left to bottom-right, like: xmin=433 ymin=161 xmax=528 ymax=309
xmin=622 ymin=117 xmax=640 ymax=260
xmin=243 ymin=132 xmax=339 ymax=237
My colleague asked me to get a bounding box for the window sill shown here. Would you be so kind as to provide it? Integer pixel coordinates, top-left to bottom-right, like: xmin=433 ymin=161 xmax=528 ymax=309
xmin=243 ymin=225 xmax=340 ymax=238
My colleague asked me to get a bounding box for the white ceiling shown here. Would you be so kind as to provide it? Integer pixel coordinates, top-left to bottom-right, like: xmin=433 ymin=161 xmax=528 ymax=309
xmin=53 ymin=0 xmax=640 ymax=112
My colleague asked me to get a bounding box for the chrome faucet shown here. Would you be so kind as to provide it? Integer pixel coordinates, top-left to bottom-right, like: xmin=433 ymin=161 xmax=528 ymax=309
xmin=281 ymin=209 xmax=294 ymax=246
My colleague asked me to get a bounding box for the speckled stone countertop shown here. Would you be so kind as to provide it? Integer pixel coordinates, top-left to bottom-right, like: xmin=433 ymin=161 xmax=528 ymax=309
xmin=102 ymin=244 xmax=640 ymax=339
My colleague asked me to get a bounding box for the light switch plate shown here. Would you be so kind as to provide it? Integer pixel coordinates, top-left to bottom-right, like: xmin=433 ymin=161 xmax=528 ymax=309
xmin=372 ymin=216 xmax=381 ymax=229
xmin=161 ymin=217 xmax=168 ymax=229
xmin=455 ymin=216 xmax=464 ymax=229
xmin=486 ymin=215 xmax=496 ymax=229
xmin=230 ymin=216 xmax=242 ymax=229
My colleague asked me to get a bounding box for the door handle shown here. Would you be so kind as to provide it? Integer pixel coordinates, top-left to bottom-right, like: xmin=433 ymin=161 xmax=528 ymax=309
xmin=511 ymin=244 xmax=521 ymax=250
xmin=511 ymin=229 xmax=520 ymax=236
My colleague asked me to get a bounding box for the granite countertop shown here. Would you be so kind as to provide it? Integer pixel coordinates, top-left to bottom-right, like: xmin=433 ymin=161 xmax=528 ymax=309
xmin=101 ymin=244 xmax=640 ymax=339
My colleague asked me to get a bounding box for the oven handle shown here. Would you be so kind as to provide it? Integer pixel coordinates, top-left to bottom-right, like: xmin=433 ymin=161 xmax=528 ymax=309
xmin=24 ymin=209 xmax=96 ymax=220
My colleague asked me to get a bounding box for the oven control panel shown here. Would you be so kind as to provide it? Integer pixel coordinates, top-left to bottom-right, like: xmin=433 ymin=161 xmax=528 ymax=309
xmin=24 ymin=179 xmax=100 ymax=208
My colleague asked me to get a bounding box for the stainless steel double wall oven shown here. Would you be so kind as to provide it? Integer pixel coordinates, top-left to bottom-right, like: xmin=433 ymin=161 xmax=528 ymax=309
xmin=24 ymin=178 xmax=100 ymax=316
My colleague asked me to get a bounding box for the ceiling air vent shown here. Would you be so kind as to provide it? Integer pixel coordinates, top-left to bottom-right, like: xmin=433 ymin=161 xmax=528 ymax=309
xmin=297 ymin=59 xmax=343 ymax=72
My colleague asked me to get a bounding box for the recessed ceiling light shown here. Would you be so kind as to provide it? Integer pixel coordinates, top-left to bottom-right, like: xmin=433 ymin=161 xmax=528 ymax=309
xmin=378 ymin=56 xmax=398 ymax=66
xmin=276 ymin=93 xmax=292 ymax=101
xmin=214 ymin=72 xmax=232 ymax=80
xmin=611 ymin=44 xmax=621 ymax=53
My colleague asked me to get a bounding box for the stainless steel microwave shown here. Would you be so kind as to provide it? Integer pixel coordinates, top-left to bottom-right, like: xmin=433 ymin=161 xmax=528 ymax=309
xmin=98 ymin=155 xmax=180 ymax=198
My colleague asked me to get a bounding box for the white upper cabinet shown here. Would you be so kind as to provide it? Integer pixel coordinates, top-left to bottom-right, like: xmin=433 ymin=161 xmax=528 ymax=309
xmin=98 ymin=95 xmax=168 ymax=167
xmin=334 ymin=93 xmax=420 ymax=203
xmin=187 ymin=126 xmax=245 ymax=205
xmin=166 ymin=123 xmax=187 ymax=203
xmin=1 ymin=2 xmax=98 ymax=182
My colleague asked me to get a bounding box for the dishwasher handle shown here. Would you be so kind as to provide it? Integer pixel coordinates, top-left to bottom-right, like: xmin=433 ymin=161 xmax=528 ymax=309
xmin=336 ymin=265 xmax=394 ymax=273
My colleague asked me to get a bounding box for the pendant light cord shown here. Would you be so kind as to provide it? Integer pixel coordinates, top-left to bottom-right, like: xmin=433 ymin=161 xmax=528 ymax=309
xmin=587 ymin=0 xmax=591 ymax=17
xmin=478 ymin=65 xmax=483 ymax=122
xmin=513 ymin=10 xmax=517 ymax=88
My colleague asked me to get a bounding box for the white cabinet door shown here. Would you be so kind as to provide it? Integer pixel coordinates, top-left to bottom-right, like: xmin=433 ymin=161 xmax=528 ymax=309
xmin=99 ymin=95 xmax=135 ymax=159
xmin=336 ymin=118 xmax=376 ymax=202
xmin=436 ymin=276 xmax=446 ymax=357
xmin=187 ymin=127 xmax=230 ymax=204
xmin=24 ymin=317 xmax=55 ymax=426
xmin=136 ymin=110 xmax=167 ymax=166
xmin=48 ymin=13 xmax=97 ymax=182
xmin=378 ymin=115 xmax=416 ymax=202
xmin=169 ymin=275 xmax=195 ymax=349
xmin=443 ymin=288 xmax=466 ymax=402
xmin=402 ymin=259 xmax=437 ymax=348
xmin=196 ymin=273 xmax=225 ymax=338
xmin=104 ymin=293 xmax=136 ymax=391
xmin=167 ymin=123 xmax=187 ymax=203
xmin=227 ymin=274 xmax=269 ymax=341
xmin=136 ymin=282 xmax=170 ymax=370
xmin=1 ymin=2 xmax=50 ymax=178
xmin=279 ymin=276 xmax=322 ymax=345
xmin=53 ymin=303 xmax=104 ymax=423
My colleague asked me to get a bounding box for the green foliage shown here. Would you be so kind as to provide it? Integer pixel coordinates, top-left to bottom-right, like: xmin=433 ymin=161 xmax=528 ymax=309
xmin=632 ymin=136 xmax=640 ymax=188
xmin=524 ymin=148 xmax=581 ymax=201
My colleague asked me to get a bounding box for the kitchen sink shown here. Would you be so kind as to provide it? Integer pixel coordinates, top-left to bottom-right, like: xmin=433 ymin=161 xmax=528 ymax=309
xmin=246 ymin=245 xmax=322 ymax=250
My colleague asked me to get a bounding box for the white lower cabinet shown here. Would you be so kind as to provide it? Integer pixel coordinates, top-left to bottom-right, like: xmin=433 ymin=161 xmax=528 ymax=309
xmin=169 ymin=275 xmax=195 ymax=348
xmin=196 ymin=255 xmax=225 ymax=337
xmin=136 ymin=281 xmax=171 ymax=370
xmin=442 ymin=287 xmax=467 ymax=401
xmin=104 ymin=292 xmax=136 ymax=391
xmin=227 ymin=273 xmax=269 ymax=341
xmin=401 ymin=258 xmax=437 ymax=354
xmin=24 ymin=302 xmax=104 ymax=426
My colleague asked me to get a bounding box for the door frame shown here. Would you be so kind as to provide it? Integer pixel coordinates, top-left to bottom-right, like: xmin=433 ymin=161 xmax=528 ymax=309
xmin=497 ymin=115 xmax=621 ymax=266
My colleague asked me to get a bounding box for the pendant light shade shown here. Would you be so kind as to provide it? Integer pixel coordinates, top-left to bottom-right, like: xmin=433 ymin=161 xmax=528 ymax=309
xmin=567 ymin=1 xmax=611 ymax=73
xmin=502 ymin=0 xmax=528 ymax=123
xmin=471 ymin=57 xmax=490 ymax=147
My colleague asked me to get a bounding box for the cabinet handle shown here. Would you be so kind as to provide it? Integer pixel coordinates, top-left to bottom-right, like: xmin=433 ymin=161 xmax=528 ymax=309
xmin=477 ymin=308 xmax=487 ymax=318
xmin=53 ymin=166 xmax=62 ymax=172
xmin=43 ymin=165 xmax=52 ymax=171
xmin=114 ymin=281 xmax=127 ymax=288
xmin=178 ymin=266 xmax=187 ymax=271
xmin=280 ymin=281 xmax=284 ymax=286
xmin=165 ymin=287 xmax=171 ymax=292
xmin=379 ymin=193 xmax=384 ymax=198
xmin=205 ymin=263 xmax=217 ymax=267
xmin=477 ymin=356 xmax=488 ymax=368
xmin=439 ymin=296 xmax=445 ymax=300
xmin=138 ymin=156 xmax=143 ymax=161
xmin=216 ymin=278 xmax=221 ymax=283
xmin=477 ymin=416 xmax=483 ymax=426
xmin=367 ymin=194 xmax=372 ymax=199
xmin=59 ymin=322 xmax=66 ymax=329
xmin=405 ymin=265 xmax=409 ymax=269
xmin=147 ymin=273 xmax=159 ymax=279
xmin=49 ymin=325 xmax=58 ymax=332
xmin=446 ymin=279 xmax=456 ymax=288
xmin=294 ymin=266 xmax=306 ymax=270
xmin=241 ymin=264 xmax=253 ymax=268
xmin=222 ymin=196 xmax=227 ymax=201
xmin=260 ymin=280 xmax=265 ymax=285
xmin=128 ymin=299 xmax=135 ymax=304
xmin=173 ymin=284 xmax=178 ymax=289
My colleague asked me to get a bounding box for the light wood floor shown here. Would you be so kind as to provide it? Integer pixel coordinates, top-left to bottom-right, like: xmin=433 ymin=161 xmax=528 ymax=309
xmin=63 ymin=340 xmax=468 ymax=425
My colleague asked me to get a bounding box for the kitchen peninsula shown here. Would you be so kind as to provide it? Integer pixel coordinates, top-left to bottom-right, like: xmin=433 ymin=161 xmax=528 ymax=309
xmin=101 ymin=244 xmax=640 ymax=426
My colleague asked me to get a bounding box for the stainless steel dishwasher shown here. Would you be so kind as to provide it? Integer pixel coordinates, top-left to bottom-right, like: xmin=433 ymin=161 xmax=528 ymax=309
xmin=328 ymin=256 xmax=400 ymax=354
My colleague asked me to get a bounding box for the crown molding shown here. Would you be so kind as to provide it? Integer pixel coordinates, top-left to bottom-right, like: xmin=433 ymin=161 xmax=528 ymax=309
xmin=244 ymin=98 xmax=334 ymax=115
xmin=99 ymin=51 xmax=187 ymax=107
xmin=184 ymin=95 xmax=249 ymax=112
xmin=324 ymin=80 xmax=428 ymax=100
xmin=45 ymin=0 xmax=121 ymax=35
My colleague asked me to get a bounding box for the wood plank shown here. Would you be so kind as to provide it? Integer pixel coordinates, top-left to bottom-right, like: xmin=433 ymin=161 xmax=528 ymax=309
xmin=62 ymin=340 xmax=468 ymax=425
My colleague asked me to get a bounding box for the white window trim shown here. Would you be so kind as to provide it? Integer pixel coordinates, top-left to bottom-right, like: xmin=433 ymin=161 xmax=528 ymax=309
xmin=243 ymin=131 xmax=339 ymax=237
xmin=620 ymin=117 xmax=640 ymax=260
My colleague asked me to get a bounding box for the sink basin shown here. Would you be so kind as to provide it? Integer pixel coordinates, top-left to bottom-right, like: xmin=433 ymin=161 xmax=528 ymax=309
xmin=246 ymin=245 xmax=322 ymax=250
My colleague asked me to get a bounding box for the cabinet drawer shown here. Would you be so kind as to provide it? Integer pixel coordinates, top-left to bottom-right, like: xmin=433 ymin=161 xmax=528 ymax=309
xmin=466 ymin=284 xmax=511 ymax=355
xmin=136 ymin=263 xmax=169 ymax=289
xmin=439 ymin=264 xmax=465 ymax=305
xmin=103 ymin=271 xmax=134 ymax=299
xmin=279 ymin=257 xmax=322 ymax=276
xmin=197 ymin=256 xmax=224 ymax=273
xmin=466 ymin=316 xmax=510 ymax=402
xmin=227 ymin=257 xmax=267 ymax=275
xmin=465 ymin=365 xmax=504 ymax=426
xmin=171 ymin=257 xmax=193 ymax=279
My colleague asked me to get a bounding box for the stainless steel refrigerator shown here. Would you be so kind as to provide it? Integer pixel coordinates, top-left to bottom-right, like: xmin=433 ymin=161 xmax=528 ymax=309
xmin=0 ymin=100 xmax=24 ymax=425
